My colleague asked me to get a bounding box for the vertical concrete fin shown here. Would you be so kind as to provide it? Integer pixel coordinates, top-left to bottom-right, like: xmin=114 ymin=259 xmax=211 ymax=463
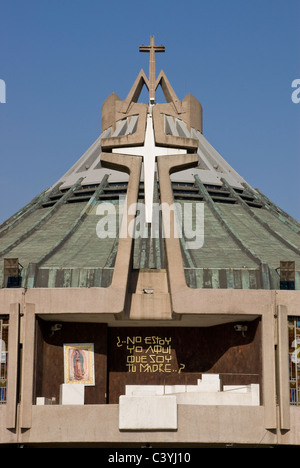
xmin=277 ymin=305 xmax=291 ymax=430
xmin=6 ymin=303 xmax=20 ymax=429
xmin=19 ymin=303 xmax=35 ymax=430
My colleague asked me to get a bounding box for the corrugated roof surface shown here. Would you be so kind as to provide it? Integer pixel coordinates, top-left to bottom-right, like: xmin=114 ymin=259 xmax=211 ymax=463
xmin=0 ymin=173 xmax=299 ymax=289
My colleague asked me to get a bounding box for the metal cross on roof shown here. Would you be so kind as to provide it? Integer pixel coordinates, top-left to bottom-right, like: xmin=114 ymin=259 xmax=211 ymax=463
xmin=111 ymin=37 xmax=186 ymax=224
xmin=140 ymin=35 xmax=165 ymax=104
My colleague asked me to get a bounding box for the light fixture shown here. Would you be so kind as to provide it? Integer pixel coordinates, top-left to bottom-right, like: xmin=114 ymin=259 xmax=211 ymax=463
xmin=50 ymin=324 xmax=62 ymax=336
xmin=234 ymin=324 xmax=248 ymax=337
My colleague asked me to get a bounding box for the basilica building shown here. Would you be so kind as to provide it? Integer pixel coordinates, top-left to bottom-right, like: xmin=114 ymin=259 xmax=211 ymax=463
xmin=0 ymin=37 xmax=300 ymax=448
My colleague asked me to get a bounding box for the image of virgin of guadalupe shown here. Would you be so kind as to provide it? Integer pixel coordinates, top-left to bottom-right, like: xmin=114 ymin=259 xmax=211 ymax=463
xmin=65 ymin=344 xmax=94 ymax=385
xmin=72 ymin=349 xmax=85 ymax=381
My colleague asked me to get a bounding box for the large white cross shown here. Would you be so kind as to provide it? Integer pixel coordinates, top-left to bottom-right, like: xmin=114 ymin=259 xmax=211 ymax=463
xmin=112 ymin=112 xmax=186 ymax=223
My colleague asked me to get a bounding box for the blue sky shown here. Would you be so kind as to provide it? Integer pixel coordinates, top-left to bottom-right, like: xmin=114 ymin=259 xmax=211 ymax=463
xmin=0 ymin=0 xmax=299 ymax=223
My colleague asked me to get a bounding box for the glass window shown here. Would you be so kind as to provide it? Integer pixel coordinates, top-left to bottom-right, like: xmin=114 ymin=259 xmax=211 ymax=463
xmin=288 ymin=316 xmax=300 ymax=405
xmin=0 ymin=316 xmax=9 ymax=404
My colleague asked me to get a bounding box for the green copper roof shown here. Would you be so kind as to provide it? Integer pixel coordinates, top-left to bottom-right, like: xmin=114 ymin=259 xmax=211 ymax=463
xmin=0 ymin=172 xmax=299 ymax=289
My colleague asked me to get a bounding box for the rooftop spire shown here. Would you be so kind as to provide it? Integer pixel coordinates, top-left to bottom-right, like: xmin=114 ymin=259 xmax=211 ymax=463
xmin=139 ymin=35 xmax=165 ymax=104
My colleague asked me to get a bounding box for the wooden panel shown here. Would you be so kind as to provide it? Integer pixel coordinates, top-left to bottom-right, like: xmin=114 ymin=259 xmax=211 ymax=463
xmin=34 ymin=319 xmax=261 ymax=405
xmin=108 ymin=320 xmax=261 ymax=403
